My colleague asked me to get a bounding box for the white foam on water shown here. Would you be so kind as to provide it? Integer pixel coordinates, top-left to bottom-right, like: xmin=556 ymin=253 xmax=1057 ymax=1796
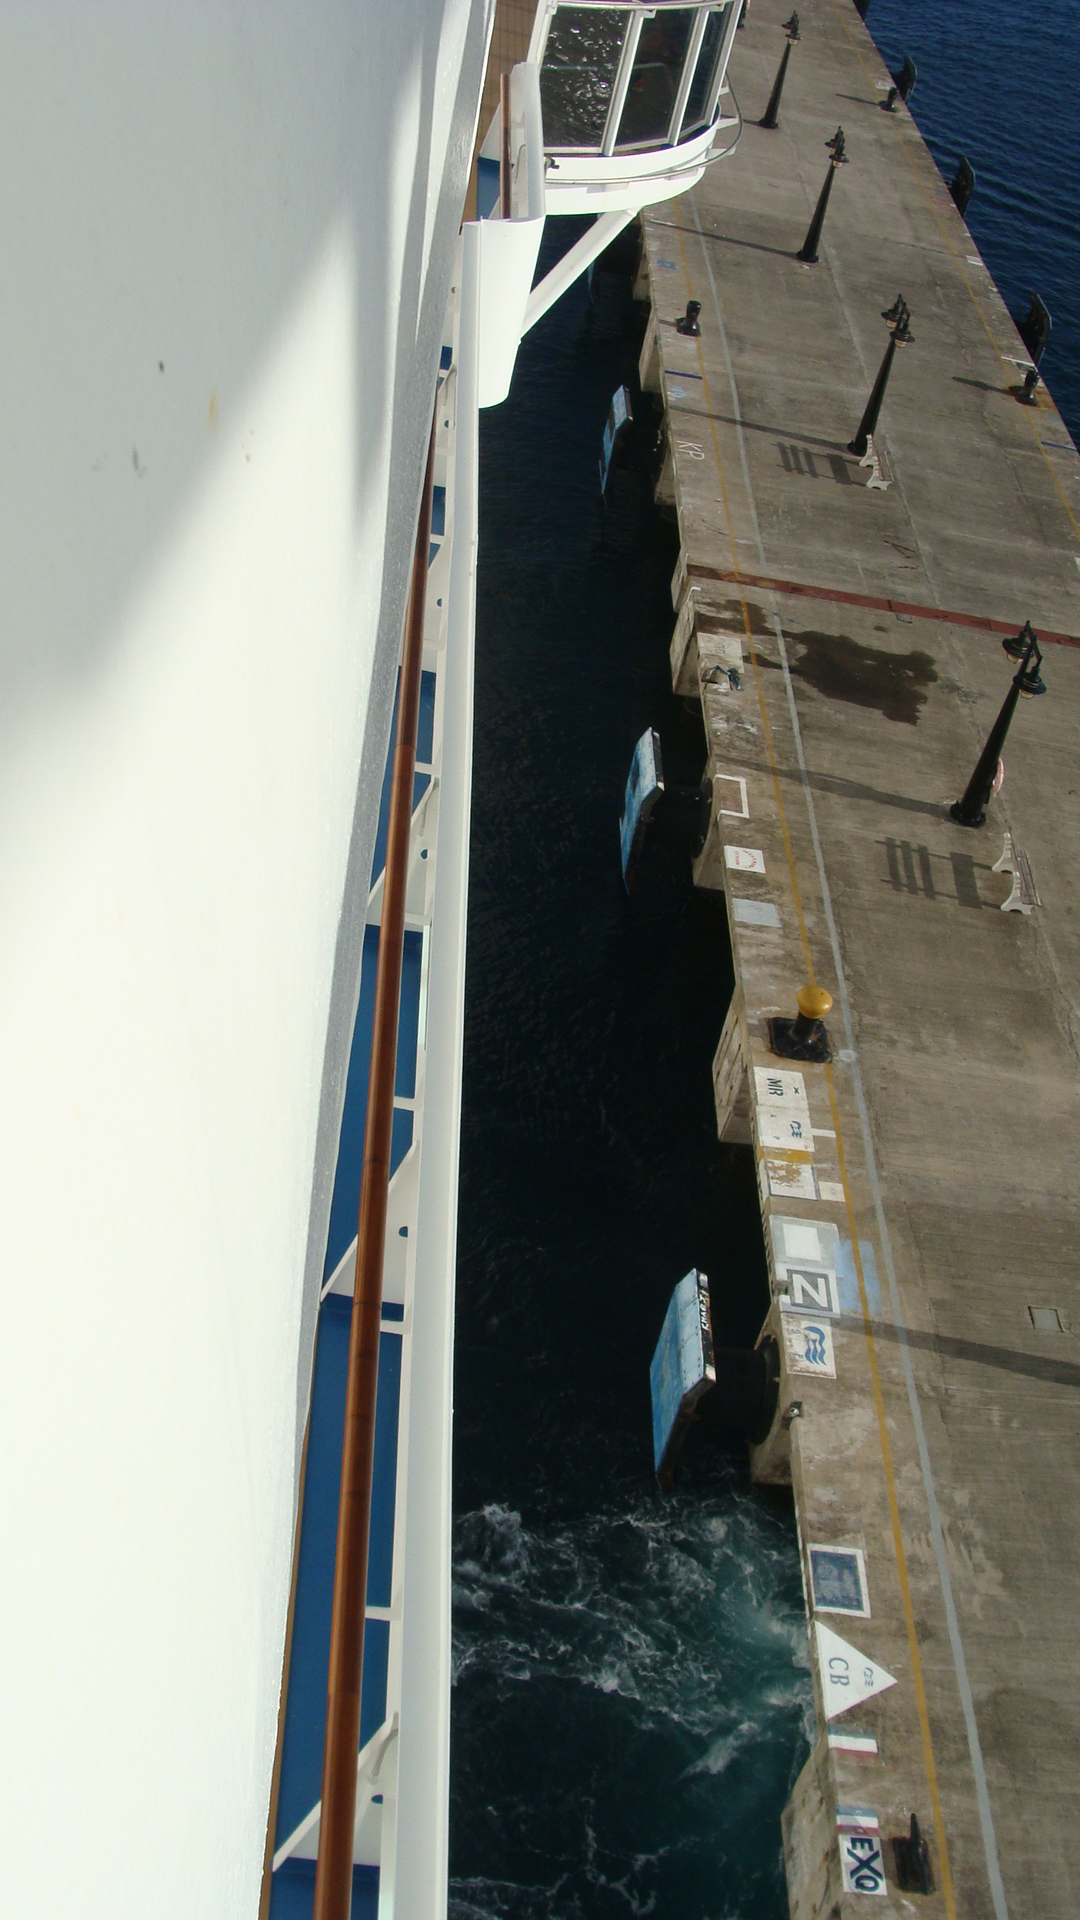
xmin=452 ymin=1489 xmax=813 ymax=1766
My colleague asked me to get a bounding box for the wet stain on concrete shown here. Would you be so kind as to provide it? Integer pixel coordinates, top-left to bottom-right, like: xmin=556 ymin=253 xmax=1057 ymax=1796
xmin=695 ymin=593 xmax=771 ymax=637
xmin=790 ymin=630 xmax=937 ymax=725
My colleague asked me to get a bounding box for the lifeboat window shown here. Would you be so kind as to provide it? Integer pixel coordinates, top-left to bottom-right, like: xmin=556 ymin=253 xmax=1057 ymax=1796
xmin=679 ymin=7 xmax=728 ymax=138
xmin=615 ymin=7 xmax=696 ymax=150
xmin=539 ymin=7 xmax=631 ymax=151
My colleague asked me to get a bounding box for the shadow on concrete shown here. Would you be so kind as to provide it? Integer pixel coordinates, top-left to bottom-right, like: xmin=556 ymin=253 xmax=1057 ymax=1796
xmin=693 ymin=407 xmax=859 ymax=453
xmin=953 ymin=375 xmax=1008 ymax=396
xmin=810 ymin=772 xmax=946 ymax=818
xmin=838 ymin=1315 xmax=1080 ymax=1390
xmin=647 ymin=214 xmax=797 ymax=263
xmin=713 ymin=744 xmax=954 ymax=823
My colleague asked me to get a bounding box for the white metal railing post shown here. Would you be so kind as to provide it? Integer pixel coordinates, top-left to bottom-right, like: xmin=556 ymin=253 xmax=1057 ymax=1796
xmin=390 ymin=216 xmax=480 ymax=1920
xmin=706 ymin=0 xmax=740 ymax=122
xmin=601 ymin=12 xmax=643 ymax=155
xmin=668 ymin=8 xmax=711 ymax=145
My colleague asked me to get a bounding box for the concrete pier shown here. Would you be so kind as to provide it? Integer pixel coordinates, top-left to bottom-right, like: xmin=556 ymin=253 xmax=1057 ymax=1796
xmin=638 ymin=4 xmax=1080 ymax=1916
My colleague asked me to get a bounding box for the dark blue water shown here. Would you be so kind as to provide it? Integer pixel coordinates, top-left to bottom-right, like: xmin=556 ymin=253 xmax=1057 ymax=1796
xmin=450 ymin=5 xmax=1080 ymax=1909
xmin=449 ymin=232 xmax=810 ymax=1919
xmin=865 ymin=0 xmax=1080 ymax=441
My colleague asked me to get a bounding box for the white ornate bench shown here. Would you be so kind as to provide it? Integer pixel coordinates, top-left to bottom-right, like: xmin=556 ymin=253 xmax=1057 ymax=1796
xmin=993 ymin=831 xmax=1041 ymax=914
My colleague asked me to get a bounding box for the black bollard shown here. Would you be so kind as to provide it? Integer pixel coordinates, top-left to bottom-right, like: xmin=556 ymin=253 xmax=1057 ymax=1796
xmin=675 ymin=299 xmax=701 ymax=337
xmin=768 ymin=985 xmax=834 ymax=1064
xmin=1015 ymin=294 xmax=1051 ymax=405
xmin=847 ymin=296 xmax=912 ymax=457
xmin=949 ymin=155 xmax=976 ymax=216
xmin=797 ymin=129 xmax=847 ymax=264
xmin=1018 ymin=294 xmax=1052 ymax=366
xmin=759 ymin=40 xmax=792 ymax=128
xmin=893 ymin=1815 xmax=934 ymax=1895
xmin=883 ymin=53 xmax=916 ymax=110
xmin=950 ymin=625 xmax=1046 ymax=829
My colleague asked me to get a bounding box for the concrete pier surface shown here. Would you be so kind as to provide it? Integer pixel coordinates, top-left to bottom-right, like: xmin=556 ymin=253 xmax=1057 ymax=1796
xmin=638 ymin=3 xmax=1080 ymax=1916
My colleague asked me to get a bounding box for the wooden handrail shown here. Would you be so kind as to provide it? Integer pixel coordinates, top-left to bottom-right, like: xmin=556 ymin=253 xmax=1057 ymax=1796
xmin=312 ymin=412 xmax=437 ymax=1920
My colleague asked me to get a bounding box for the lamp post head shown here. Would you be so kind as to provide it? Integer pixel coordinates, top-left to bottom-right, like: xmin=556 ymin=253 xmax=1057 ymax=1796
xmin=881 ymin=294 xmax=913 ymax=343
xmin=1003 ymin=619 xmax=1036 ymax=662
xmin=1018 ymin=648 xmax=1046 ymax=697
xmin=1003 ymin=622 xmax=1046 ymax=695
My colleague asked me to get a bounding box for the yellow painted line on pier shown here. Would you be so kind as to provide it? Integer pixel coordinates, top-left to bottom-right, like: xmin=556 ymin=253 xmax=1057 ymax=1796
xmin=833 ymin=0 xmax=1080 ymax=545
xmin=672 ymin=204 xmax=959 ymax=1920
xmin=825 ymin=1068 xmax=959 ymax=1920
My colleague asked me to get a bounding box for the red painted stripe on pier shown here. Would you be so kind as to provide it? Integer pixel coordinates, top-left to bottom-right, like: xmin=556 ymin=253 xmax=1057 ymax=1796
xmin=685 ymin=563 xmax=1080 ymax=651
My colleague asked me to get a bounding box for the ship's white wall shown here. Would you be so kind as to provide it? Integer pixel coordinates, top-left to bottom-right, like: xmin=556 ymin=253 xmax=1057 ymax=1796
xmin=0 ymin=5 xmax=491 ymax=1915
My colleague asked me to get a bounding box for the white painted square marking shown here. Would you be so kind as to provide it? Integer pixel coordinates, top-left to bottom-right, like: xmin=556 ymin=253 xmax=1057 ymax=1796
xmin=782 ymin=1266 xmax=840 ymax=1316
xmin=839 ymin=1830 xmax=887 ymax=1896
xmin=1029 ymin=1305 xmax=1063 ymax=1332
xmin=716 ymin=774 xmax=749 ymax=818
xmin=829 ymin=1730 xmax=879 ymax=1755
xmin=765 ymin=1156 xmax=816 ymax=1199
xmin=771 ymin=1216 xmax=840 ymax=1277
xmin=754 ymin=1067 xmax=810 ymax=1118
xmin=724 ymin=844 xmax=765 ymax=874
xmin=817 ymin=1180 xmax=845 ymax=1202
xmin=700 ymin=633 xmax=743 ymax=670
xmin=733 ymin=897 xmax=780 ymax=928
xmin=782 ymin=1222 xmax=820 ymax=1260
xmin=808 ymin=1544 xmax=870 ymax=1617
xmin=837 ymin=1804 xmax=879 ymax=1832
xmin=757 ymin=1109 xmax=812 ymax=1152
xmin=783 ymin=1314 xmax=836 ymax=1377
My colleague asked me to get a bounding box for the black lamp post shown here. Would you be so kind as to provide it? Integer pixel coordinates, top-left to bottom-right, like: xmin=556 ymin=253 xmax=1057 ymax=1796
xmin=950 ymin=623 xmax=1046 ymax=828
xmin=759 ymin=40 xmax=793 ymax=128
xmin=847 ymin=296 xmax=912 ymax=457
xmin=760 ymin=13 xmax=800 ymax=127
xmin=797 ymin=129 xmax=847 ymax=265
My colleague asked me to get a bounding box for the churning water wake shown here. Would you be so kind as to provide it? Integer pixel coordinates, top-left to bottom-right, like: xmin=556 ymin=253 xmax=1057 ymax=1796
xmin=451 ymin=1485 xmax=811 ymax=1919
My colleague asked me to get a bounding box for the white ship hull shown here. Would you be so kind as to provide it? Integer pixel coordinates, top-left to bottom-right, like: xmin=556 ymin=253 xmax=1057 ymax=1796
xmin=0 ymin=6 xmax=492 ymax=1914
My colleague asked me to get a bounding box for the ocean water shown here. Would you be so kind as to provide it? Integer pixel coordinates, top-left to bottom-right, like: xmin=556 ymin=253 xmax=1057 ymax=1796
xmin=864 ymin=0 xmax=1080 ymax=441
xmin=450 ymin=4 xmax=1080 ymax=1911
xmin=449 ymin=226 xmax=811 ymax=1920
